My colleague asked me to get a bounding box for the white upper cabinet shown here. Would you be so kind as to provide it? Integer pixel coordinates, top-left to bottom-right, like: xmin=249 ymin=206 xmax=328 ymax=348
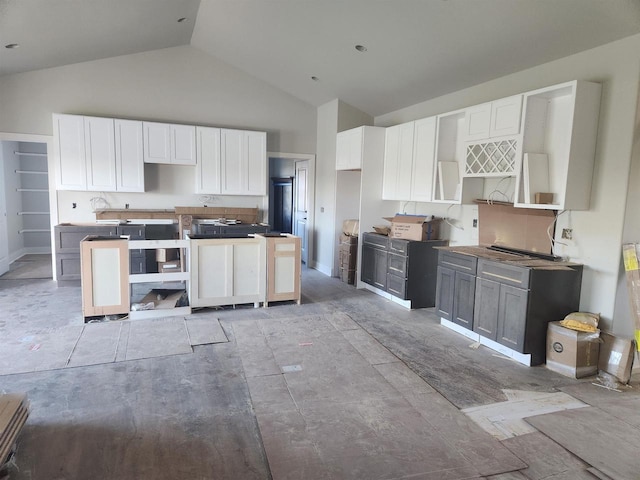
xmin=464 ymin=95 xmax=522 ymax=141
xmin=115 ymin=119 xmax=145 ymax=193
xmin=220 ymin=129 xmax=267 ymax=196
xmin=143 ymin=122 xmax=196 ymax=165
xmin=514 ymin=80 xmax=601 ymax=210
xmin=382 ymin=117 xmax=437 ymax=202
xmin=54 ymin=114 xmax=143 ymax=192
xmin=195 ymin=126 xmax=221 ymax=194
xmin=171 ymin=124 xmax=197 ymax=165
xmin=54 ymin=114 xmax=87 ymax=190
xmin=382 ymin=122 xmax=415 ymax=201
xmin=411 ymin=116 xmax=437 ymax=203
xmin=336 ymin=127 xmax=364 ymax=170
xmin=85 ymin=116 xmax=116 ymax=192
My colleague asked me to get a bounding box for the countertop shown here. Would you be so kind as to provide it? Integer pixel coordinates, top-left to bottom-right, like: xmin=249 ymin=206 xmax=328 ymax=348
xmin=436 ymin=245 xmax=580 ymax=269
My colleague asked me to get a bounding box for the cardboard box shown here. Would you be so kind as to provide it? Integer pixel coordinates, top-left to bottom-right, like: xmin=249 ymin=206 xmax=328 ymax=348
xmin=340 ymin=233 xmax=358 ymax=245
xmin=342 ymin=219 xmax=359 ymax=237
xmin=340 ymin=267 xmax=355 ymax=285
xmin=598 ymin=331 xmax=635 ymax=383
xmin=156 ymin=248 xmax=179 ymax=263
xmin=546 ymin=321 xmax=600 ymax=378
xmin=157 ymin=260 xmax=181 ymax=273
xmin=387 ymin=215 xmax=440 ymax=241
xmin=534 ymin=192 xmax=554 ymax=204
xmin=339 ymin=247 xmax=357 ymax=270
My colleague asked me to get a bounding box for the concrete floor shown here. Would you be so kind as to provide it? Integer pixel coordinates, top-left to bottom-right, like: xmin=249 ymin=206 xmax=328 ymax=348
xmin=0 ymin=267 xmax=637 ymax=479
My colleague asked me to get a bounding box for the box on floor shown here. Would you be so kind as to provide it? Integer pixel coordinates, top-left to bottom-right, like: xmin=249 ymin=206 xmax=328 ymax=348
xmin=546 ymin=321 xmax=600 ymax=378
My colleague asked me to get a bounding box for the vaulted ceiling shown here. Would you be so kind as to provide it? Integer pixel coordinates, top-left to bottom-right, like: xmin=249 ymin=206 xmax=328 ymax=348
xmin=2 ymin=0 xmax=640 ymax=116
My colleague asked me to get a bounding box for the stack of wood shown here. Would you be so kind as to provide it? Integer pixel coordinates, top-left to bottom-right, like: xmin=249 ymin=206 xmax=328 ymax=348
xmin=0 ymin=394 xmax=29 ymax=467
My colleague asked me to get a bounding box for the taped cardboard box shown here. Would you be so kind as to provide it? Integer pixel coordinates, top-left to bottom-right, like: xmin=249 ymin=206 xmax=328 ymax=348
xmin=156 ymin=248 xmax=179 ymax=263
xmin=342 ymin=219 xmax=359 ymax=237
xmin=598 ymin=331 xmax=635 ymax=383
xmin=387 ymin=215 xmax=440 ymax=241
xmin=546 ymin=321 xmax=600 ymax=378
xmin=340 ymin=233 xmax=358 ymax=245
xmin=340 ymin=267 xmax=355 ymax=285
xmin=157 ymin=260 xmax=181 ymax=273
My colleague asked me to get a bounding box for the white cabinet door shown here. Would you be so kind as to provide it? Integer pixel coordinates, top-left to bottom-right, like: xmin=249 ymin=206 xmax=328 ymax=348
xmin=336 ymin=127 xmax=363 ymax=170
xmin=115 ymin=119 xmax=145 ymax=192
xmin=382 ymin=122 xmax=414 ymax=200
xmin=54 ymin=114 xmax=87 ymax=190
xmin=465 ymin=96 xmax=523 ymax=142
xmin=246 ymin=131 xmax=266 ymax=195
xmin=220 ymin=129 xmax=244 ymax=194
xmin=171 ymin=124 xmax=196 ymax=165
xmin=464 ymin=103 xmax=492 ymax=141
xmin=195 ymin=126 xmax=221 ymax=194
xmin=143 ymin=122 xmax=171 ymax=164
xmin=85 ymin=116 xmax=117 ymax=192
xmin=220 ymin=129 xmax=266 ymax=195
xmin=411 ymin=116 xmax=437 ymax=202
xmin=489 ymin=95 xmax=522 ymax=137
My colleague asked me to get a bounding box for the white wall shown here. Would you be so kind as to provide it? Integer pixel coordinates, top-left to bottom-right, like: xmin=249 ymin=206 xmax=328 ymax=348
xmin=0 ymin=45 xmax=317 ymax=224
xmin=314 ymin=100 xmax=374 ymax=275
xmin=375 ymin=33 xmax=640 ymax=335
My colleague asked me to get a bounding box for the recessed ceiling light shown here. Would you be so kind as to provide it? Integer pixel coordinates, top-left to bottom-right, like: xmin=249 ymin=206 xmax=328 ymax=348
xmin=311 ymin=76 xmax=319 ymax=81
xmin=177 ymin=17 xmax=187 ymax=23
xmin=355 ymin=45 xmax=367 ymax=52
xmin=5 ymin=43 xmax=19 ymax=49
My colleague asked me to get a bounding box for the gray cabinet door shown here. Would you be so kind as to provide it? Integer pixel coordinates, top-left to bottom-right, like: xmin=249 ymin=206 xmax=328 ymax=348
xmin=497 ymin=284 xmax=528 ymax=351
xmin=361 ymin=245 xmax=375 ymax=286
xmin=452 ymin=271 xmax=476 ymax=329
xmin=435 ymin=266 xmax=455 ymax=320
xmin=361 ymin=244 xmax=388 ymax=290
xmin=473 ymin=278 xmax=500 ymax=340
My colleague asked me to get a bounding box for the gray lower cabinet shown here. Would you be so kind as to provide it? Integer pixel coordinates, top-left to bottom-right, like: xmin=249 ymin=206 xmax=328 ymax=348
xmin=196 ymin=224 xmax=269 ymax=237
xmin=470 ymin=257 xmax=583 ymax=365
xmin=435 ymin=251 xmax=478 ymax=327
xmin=362 ymin=233 xmax=446 ymax=308
xmin=54 ymin=223 xmax=175 ymax=283
xmin=361 ymin=243 xmax=388 ymax=290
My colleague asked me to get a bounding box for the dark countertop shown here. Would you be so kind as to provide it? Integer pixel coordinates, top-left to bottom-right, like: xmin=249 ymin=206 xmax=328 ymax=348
xmin=436 ymin=245 xmax=580 ymax=269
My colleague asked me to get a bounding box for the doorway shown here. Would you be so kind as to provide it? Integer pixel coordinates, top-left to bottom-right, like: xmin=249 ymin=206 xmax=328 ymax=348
xmin=271 ymin=177 xmax=293 ymax=233
xmin=267 ymin=153 xmax=315 ymax=266
xmin=0 ymin=133 xmax=55 ymax=278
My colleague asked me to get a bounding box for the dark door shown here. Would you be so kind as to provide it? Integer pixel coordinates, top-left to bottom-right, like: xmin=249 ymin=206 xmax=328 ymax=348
xmin=271 ymin=177 xmax=293 ymax=233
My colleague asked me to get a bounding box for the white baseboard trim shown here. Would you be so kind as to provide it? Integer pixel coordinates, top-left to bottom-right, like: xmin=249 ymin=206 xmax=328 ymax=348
xmin=9 ymin=247 xmax=52 ymax=263
xmin=439 ymin=318 xmax=532 ymax=366
xmin=362 ymin=284 xmax=412 ymax=309
xmin=440 ymin=318 xmax=480 ymax=341
xmin=314 ymin=262 xmax=332 ymax=277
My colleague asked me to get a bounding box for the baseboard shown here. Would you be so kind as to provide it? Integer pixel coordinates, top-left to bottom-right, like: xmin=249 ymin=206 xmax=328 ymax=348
xmin=24 ymin=246 xmax=52 ymax=255
xmin=313 ymin=262 xmax=332 ymax=277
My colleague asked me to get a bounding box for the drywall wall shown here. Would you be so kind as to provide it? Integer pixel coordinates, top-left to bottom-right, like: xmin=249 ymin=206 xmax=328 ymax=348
xmin=313 ymin=100 xmax=340 ymax=275
xmin=314 ymin=99 xmax=374 ymax=276
xmin=375 ymin=33 xmax=640 ymax=334
xmin=0 ymin=45 xmax=316 ymax=223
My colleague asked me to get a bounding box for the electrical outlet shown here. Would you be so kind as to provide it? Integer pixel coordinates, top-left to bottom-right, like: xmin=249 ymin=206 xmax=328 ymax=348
xmin=472 ymin=219 xmax=478 ymax=228
xmin=72 ymin=202 xmax=77 ymax=209
xmin=562 ymin=228 xmax=572 ymax=240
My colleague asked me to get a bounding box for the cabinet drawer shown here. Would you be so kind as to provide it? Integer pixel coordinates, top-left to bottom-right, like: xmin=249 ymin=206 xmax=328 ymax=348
xmin=387 ymin=273 xmax=407 ymax=299
xmin=55 ymin=226 xmax=117 ymax=254
xmin=388 ymin=238 xmax=409 ymax=255
xmin=477 ymin=259 xmax=530 ymax=289
xmin=438 ymin=251 xmax=477 ymax=274
xmin=387 ymin=253 xmax=407 ymax=277
xmin=363 ymin=232 xmax=389 ymax=249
